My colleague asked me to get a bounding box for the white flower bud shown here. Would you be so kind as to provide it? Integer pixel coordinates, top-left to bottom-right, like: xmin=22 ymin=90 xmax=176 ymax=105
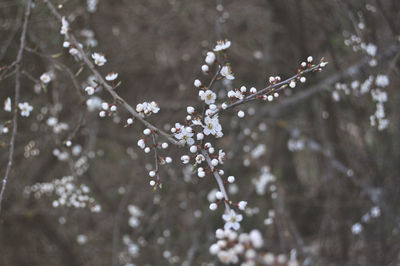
xmin=201 ymin=64 xmax=209 ymax=72
xmin=127 ymin=118 xmax=133 ymax=125
xmin=187 ymin=106 xmax=195 ymax=114
xmin=238 ymin=201 xmax=247 ymax=210
xmin=211 ymin=158 xmax=219 ymax=166
xmin=161 ymin=142 xmax=168 ymax=149
xmin=238 ymin=110 xmax=245 ymax=118
xmin=289 ymin=81 xmax=296 ymax=88
xmin=269 ymin=76 xmax=275 ymax=83
xmin=250 ymin=87 xmax=257 ymax=94
xmin=194 ymin=79 xmax=202 ymax=87
xmin=300 ymin=77 xmax=306 ymax=83
xmin=149 ymin=171 xmax=156 ymax=177
xmin=209 ymin=203 xmax=218 ymax=211
xmin=215 ymin=191 xmax=224 ymax=200
xmin=143 ymin=128 xmax=151 ymax=135
xmin=228 ymin=176 xmax=235 ymax=183
xmin=307 ymin=56 xmax=313 ymax=63
xmin=196 ymin=132 xmax=204 ymax=140
xmin=149 ymin=180 xmax=156 ymax=186
xmin=190 ymin=145 xmax=198 ymax=153
xmin=144 ymin=147 xmax=151 ymax=153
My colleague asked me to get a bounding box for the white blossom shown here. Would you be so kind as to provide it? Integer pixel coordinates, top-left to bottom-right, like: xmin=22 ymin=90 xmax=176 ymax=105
xmin=203 ymin=115 xmax=222 ymax=136
xmin=91 ymin=53 xmax=107 ymax=66
xmin=214 ymin=39 xmax=231 ymax=52
xmin=40 ymin=73 xmax=52 ymax=84
xmin=105 ymin=72 xmax=118 ymax=81
xmin=4 ymin=97 xmax=11 ymax=112
xmin=220 ymin=65 xmax=235 ymax=80
xmin=18 ymin=102 xmax=33 ymax=117
xmin=60 ymin=16 xmax=69 ymax=35
xmin=223 ymin=210 xmax=243 ymax=231
xmin=200 ymin=90 xmax=217 ymax=105
xmin=205 ymin=51 xmax=216 ymax=65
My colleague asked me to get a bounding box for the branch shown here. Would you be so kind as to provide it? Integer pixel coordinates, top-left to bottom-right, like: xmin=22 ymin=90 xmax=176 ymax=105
xmin=0 ymin=0 xmax=32 ymax=215
xmin=42 ymin=0 xmax=183 ymax=147
xmin=202 ymin=150 xmax=231 ymax=212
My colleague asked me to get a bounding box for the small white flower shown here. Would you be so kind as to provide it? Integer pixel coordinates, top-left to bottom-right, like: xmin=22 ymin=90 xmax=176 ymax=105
xmin=181 ymin=155 xmax=190 ymax=164
xmin=222 ymin=210 xmax=243 ymax=231
xmin=200 ymin=90 xmax=217 ymax=105
xmin=60 ymin=16 xmax=69 ymax=35
xmin=91 ymin=53 xmax=107 ymax=66
xmin=237 ymin=110 xmax=245 ymax=118
xmin=63 ymin=41 xmax=70 ymax=48
xmin=307 ymin=56 xmax=313 ymax=63
xmin=137 ymin=139 xmax=145 ymax=149
xmin=249 ymin=230 xmax=263 ymax=248
xmin=218 ymin=149 xmax=225 ymax=164
xmin=375 ymin=74 xmax=389 ymax=88
xmin=195 ymin=154 xmax=205 ymax=164
xmin=352 ymin=223 xmax=363 ymax=235
xmin=214 ymin=39 xmax=231 ymax=52
xmin=227 ymin=176 xmax=235 ymax=183
xmin=300 ymin=77 xmax=306 ymax=83
xmin=127 ymin=118 xmax=133 ymax=125
xmin=18 ymin=102 xmax=33 ymax=117
xmin=238 ymin=201 xmax=247 ymax=210
xmin=187 ymin=106 xmax=195 ymax=114
xmin=289 ymin=81 xmax=296 ymax=88
xmin=40 ymin=73 xmax=52 ymax=84
xmin=202 ymin=115 xmax=222 ymax=136
xmin=105 ymin=72 xmax=118 ymax=81
xmin=85 ymin=86 xmax=95 ymax=95
xmin=220 ymin=65 xmax=235 ymax=80
xmin=4 ymin=97 xmax=11 ymax=112
xmin=205 ymin=51 xmax=216 ymax=65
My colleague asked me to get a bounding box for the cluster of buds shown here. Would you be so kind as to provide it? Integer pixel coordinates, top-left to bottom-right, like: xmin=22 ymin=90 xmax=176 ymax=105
xmin=99 ymin=102 xmax=117 ymax=117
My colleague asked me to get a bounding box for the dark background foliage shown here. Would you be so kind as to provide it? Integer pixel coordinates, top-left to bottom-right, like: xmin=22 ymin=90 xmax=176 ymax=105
xmin=0 ymin=0 xmax=399 ymax=265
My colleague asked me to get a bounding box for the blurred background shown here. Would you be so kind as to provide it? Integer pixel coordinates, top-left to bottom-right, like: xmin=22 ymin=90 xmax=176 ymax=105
xmin=0 ymin=0 xmax=399 ymax=265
